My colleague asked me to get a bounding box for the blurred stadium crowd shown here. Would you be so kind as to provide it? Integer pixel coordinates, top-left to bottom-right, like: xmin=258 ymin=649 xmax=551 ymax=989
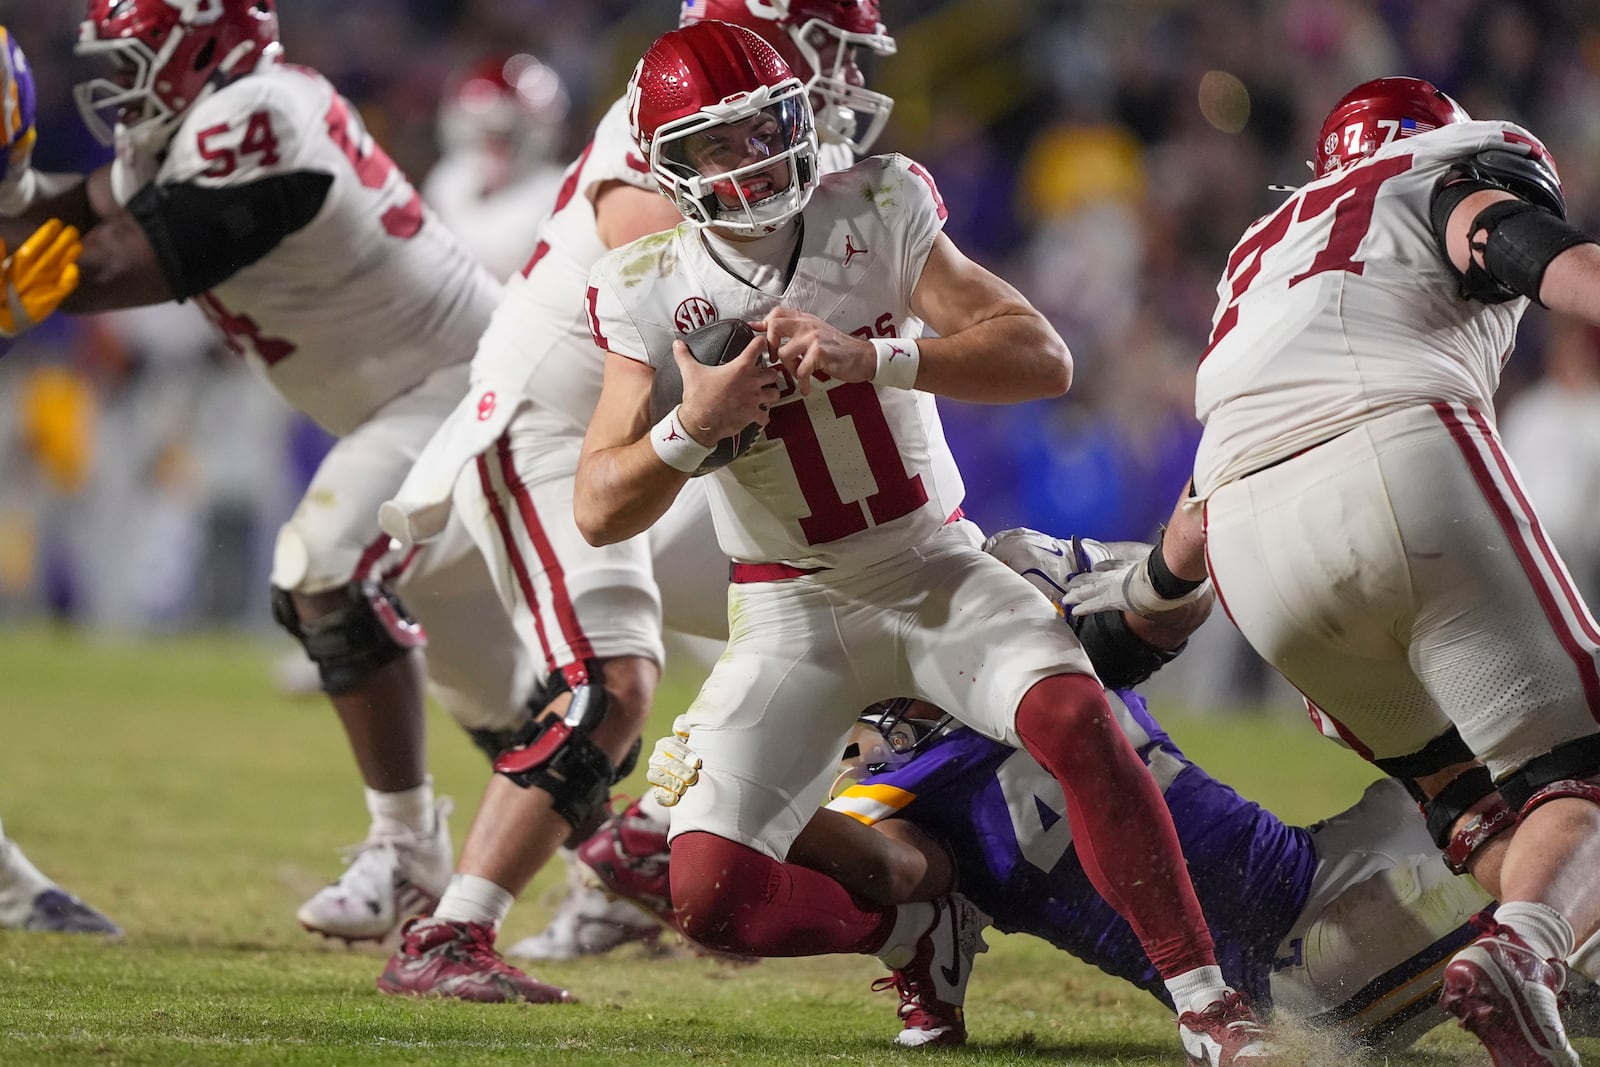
xmin=2 ymin=0 xmax=1599 ymax=677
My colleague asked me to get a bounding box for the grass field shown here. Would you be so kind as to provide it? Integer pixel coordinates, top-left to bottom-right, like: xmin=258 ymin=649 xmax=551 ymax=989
xmin=0 ymin=627 xmax=1586 ymax=1066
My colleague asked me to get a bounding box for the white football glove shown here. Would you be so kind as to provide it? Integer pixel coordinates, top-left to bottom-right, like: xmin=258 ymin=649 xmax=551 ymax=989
xmin=0 ymin=27 xmax=38 ymax=215
xmin=980 ymin=527 xmax=1115 ymax=602
xmin=646 ymin=714 xmax=701 ymax=808
xmin=1061 ymin=547 xmax=1211 ymax=618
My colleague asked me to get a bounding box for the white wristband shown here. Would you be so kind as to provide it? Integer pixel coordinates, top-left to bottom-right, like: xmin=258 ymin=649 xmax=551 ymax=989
xmin=650 ymin=405 xmax=716 ymax=474
xmin=0 ymin=168 xmax=36 ymax=217
xmin=871 ymin=337 xmax=920 ymax=390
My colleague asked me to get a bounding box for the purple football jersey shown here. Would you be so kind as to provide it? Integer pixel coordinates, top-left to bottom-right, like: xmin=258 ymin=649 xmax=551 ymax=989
xmin=843 ymin=689 xmax=1316 ymax=1007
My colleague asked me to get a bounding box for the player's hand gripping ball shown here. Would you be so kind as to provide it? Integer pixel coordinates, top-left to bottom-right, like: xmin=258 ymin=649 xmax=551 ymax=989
xmin=648 ymin=318 xmax=765 ymax=476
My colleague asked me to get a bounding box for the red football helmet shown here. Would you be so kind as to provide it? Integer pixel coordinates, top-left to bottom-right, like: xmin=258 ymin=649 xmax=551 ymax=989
xmin=680 ymin=0 xmax=895 ymax=151
xmin=74 ymin=0 xmax=282 ymax=146
xmin=437 ymin=53 xmax=569 ymax=170
xmin=1314 ymin=76 xmax=1469 ymax=177
xmin=629 ymin=21 xmax=818 ymax=234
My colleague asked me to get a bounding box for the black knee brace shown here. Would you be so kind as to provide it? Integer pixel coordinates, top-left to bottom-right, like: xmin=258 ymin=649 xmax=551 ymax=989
xmin=1372 ymin=726 xmax=1477 ymax=781
xmin=270 ymin=580 xmax=426 ymax=695
xmin=1420 ymin=766 xmax=1514 ymax=876
xmin=1500 ymin=734 xmax=1600 ymax=812
xmin=492 ymin=662 xmax=641 ymax=831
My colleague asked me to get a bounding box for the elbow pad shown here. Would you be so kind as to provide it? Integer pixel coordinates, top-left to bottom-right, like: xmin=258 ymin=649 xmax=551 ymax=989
xmin=1479 ymin=204 xmax=1596 ymax=307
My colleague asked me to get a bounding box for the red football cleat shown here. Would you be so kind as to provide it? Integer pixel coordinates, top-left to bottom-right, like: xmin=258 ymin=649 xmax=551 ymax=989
xmin=1440 ymin=920 xmax=1580 ymax=1067
xmin=1177 ymin=990 xmax=1275 ymax=1066
xmin=376 ymin=917 xmax=574 ymax=1004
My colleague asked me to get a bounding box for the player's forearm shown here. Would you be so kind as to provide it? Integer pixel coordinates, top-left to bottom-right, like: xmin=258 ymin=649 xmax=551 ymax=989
xmin=1537 ymin=241 xmax=1600 ymax=323
xmin=911 ymin=308 xmax=1071 ymax=403
xmin=0 ymin=170 xmax=100 ymax=235
xmin=574 ymin=441 xmax=691 ymax=546
xmin=1160 ymin=484 xmax=1209 ymax=583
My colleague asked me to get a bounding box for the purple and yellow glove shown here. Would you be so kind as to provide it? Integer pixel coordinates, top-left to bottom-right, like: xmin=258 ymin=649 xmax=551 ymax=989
xmin=0 ymin=26 xmax=38 ymax=214
xmin=1 ymin=219 xmax=83 ymax=340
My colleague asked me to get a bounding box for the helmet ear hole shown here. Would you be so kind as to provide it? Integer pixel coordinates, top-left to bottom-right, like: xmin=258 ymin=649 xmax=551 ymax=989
xmin=193 ymin=39 xmax=215 ymax=72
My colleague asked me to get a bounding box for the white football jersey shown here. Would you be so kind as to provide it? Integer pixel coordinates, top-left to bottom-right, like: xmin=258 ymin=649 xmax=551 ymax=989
xmin=588 ymin=154 xmax=964 ymax=571
xmin=461 ymin=97 xmax=658 ymax=436
xmin=422 ymin=152 xmax=564 ymax=281
xmin=1193 ymin=120 xmax=1543 ymax=496
xmin=112 ymin=65 xmax=502 ymax=436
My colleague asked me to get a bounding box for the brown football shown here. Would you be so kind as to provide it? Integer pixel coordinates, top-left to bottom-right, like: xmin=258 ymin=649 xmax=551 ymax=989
xmin=648 ymin=318 xmax=763 ymax=476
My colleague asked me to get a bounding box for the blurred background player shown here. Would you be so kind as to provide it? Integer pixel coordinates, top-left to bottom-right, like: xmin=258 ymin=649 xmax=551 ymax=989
xmin=1070 ymin=77 xmax=1600 ymax=1067
xmin=423 ymin=52 xmax=571 ymax=282
xmin=0 ymin=3 xmax=545 ymax=947
xmin=372 ymin=0 xmax=901 ymax=997
xmin=0 ymin=123 xmax=119 ymax=936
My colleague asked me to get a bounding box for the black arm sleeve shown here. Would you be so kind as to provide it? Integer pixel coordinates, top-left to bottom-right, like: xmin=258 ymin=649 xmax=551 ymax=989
xmin=124 ymin=170 xmax=333 ymax=299
xmin=1069 ymin=610 xmax=1184 ymax=689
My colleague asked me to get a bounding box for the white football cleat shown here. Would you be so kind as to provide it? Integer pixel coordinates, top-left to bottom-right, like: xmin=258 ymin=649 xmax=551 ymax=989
xmin=503 ymin=849 xmax=664 ymax=961
xmin=297 ymin=798 xmax=453 ymax=943
xmin=874 ymin=893 xmax=990 ymax=1047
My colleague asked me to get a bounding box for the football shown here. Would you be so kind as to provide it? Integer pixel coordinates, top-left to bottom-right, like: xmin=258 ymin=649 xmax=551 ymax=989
xmin=648 ymin=317 xmax=765 ymax=476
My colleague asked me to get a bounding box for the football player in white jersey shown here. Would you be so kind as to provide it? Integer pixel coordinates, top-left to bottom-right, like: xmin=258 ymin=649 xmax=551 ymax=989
xmin=423 ymin=53 xmax=569 ymax=282
xmin=1063 ymin=77 xmax=1600 ymax=1067
xmin=568 ymin=22 xmax=1272 ymax=1064
xmin=0 ymin=3 xmax=548 ymax=951
xmin=373 ymin=0 xmax=900 ymax=1000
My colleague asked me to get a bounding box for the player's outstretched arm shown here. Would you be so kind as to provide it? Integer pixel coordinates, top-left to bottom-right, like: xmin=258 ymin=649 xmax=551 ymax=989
xmin=906 ymin=232 xmax=1071 ymax=403
xmin=1435 ymin=178 xmax=1600 ymax=322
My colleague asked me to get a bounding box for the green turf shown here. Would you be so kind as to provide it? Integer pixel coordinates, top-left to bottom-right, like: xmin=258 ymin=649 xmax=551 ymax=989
xmin=0 ymin=628 xmax=1584 ymax=1065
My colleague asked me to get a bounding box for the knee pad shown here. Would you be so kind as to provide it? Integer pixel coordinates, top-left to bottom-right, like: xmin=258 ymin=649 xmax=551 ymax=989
xmin=269 ymin=580 xmax=426 ymax=695
xmin=1499 ymin=734 xmax=1600 ymax=812
xmin=492 ymin=662 xmax=642 ymax=831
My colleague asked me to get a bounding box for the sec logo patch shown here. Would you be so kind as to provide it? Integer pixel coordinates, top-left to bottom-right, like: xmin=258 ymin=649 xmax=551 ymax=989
xmin=674 ymin=296 xmax=718 ymax=332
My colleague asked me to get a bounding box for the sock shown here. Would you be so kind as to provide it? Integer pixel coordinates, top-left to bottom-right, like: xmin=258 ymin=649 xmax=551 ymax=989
xmin=433 ymin=874 xmax=515 ymax=928
xmin=0 ymin=826 xmax=55 ymax=927
xmin=1166 ymin=965 xmax=1230 ymax=1015
xmin=1497 ymin=900 xmax=1576 ymax=962
xmin=366 ymin=777 xmax=435 ymax=838
xmin=1015 ymin=673 xmax=1216 ymax=978
xmin=874 ymin=901 xmax=936 ymax=968
xmin=634 ymin=790 xmax=671 ymax=829
xmin=1571 ymin=925 xmax=1600 ymax=980
xmin=669 ymin=831 xmax=896 ymax=956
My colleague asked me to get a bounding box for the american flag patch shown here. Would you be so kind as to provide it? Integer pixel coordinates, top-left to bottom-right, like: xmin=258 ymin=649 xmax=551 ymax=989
xmin=681 ymin=0 xmax=708 ymax=20
xmin=1400 ymin=117 xmax=1432 ymax=133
